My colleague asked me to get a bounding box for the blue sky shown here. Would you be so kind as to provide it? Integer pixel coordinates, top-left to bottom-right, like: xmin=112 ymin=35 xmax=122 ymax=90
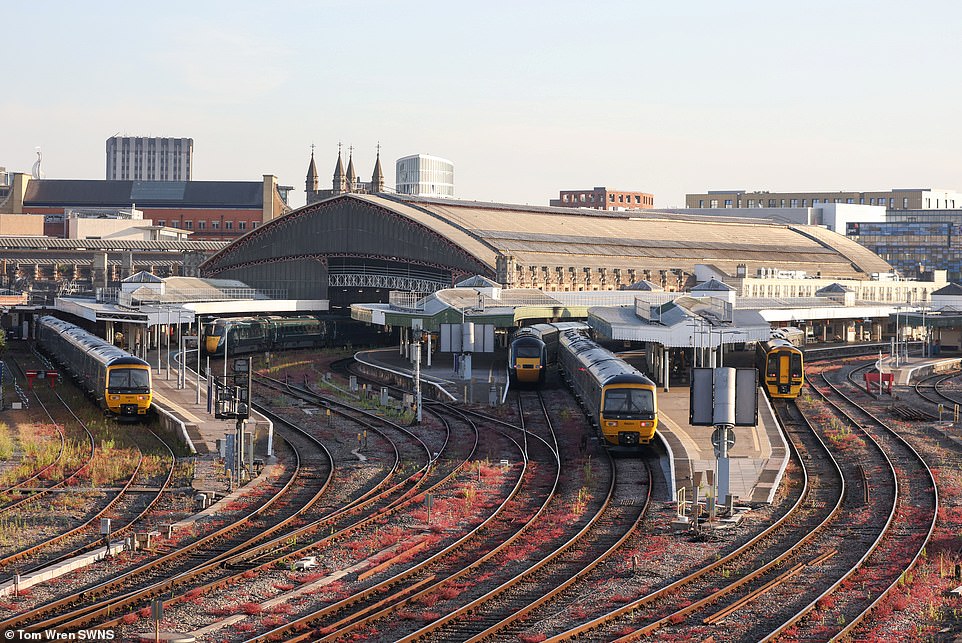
xmin=5 ymin=1 xmax=960 ymax=208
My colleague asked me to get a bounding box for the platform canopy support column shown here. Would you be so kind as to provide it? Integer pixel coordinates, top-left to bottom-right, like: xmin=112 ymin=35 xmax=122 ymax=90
xmin=662 ymin=345 xmax=670 ymax=393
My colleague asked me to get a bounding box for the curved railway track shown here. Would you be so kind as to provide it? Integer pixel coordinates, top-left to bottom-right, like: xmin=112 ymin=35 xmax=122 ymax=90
xmin=93 ymin=370 xmax=481 ymax=637
xmin=762 ymin=366 xmax=938 ymax=639
xmin=2 ymin=411 xmax=331 ymax=632
xmin=244 ymin=391 xmax=551 ymax=641
xmin=0 ymin=355 xmax=176 ymax=578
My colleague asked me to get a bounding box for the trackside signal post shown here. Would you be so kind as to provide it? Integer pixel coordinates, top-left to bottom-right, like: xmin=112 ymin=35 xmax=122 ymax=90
xmin=214 ymin=357 xmax=252 ymax=487
xmin=690 ymin=367 xmax=758 ymax=514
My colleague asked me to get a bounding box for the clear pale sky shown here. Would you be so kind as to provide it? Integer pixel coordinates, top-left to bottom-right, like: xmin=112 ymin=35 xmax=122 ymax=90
xmin=5 ymin=1 xmax=960 ymax=209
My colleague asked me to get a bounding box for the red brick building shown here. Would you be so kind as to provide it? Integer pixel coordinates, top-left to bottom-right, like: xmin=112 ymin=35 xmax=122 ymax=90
xmin=0 ymin=174 xmax=289 ymax=240
xmin=549 ymin=186 xmax=654 ymax=211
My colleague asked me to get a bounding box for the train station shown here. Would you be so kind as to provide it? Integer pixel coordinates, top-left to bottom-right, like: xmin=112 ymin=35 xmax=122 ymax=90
xmin=19 ymin=191 xmax=962 ymax=509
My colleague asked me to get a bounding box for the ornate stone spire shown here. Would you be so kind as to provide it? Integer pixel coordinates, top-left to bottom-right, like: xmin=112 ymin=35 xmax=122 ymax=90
xmin=332 ymin=142 xmax=346 ymax=194
xmin=345 ymin=145 xmax=357 ymax=192
xmin=306 ymin=143 xmax=318 ymax=195
xmin=371 ymin=142 xmax=385 ymax=193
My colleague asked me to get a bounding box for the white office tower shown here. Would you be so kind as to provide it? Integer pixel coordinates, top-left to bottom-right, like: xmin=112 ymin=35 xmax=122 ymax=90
xmin=106 ymin=136 xmax=193 ymax=181
xmin=395 ymin=154 xmax=454 ymax=197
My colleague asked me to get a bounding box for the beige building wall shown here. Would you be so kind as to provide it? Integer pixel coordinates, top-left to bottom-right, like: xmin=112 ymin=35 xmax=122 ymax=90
xmin=69 ymin=218 xmax=157 ymax=240
xmin=262 ymin=174 xmax=289 ymax=223
xmin=0 ymin=173 xmax=30 ymax=214
xmin=731 ymin=274 xmax=947 ymax=303
xmin=0 ymin=213 xmax=44 ymax=235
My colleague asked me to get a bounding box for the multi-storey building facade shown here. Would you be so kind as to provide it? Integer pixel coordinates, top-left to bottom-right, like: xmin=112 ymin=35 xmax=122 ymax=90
xmin=686 ymin=188 xmax=962 ymax=211
xmin=549 ymin=187 xmax=654 ymax=211
xmin=846 ymin=210 xmax=962 ymax=281
xmin=106 ymin=136 xmax=193 ymax=181
xmin=395 ymin=154 xmax=454 ymax=197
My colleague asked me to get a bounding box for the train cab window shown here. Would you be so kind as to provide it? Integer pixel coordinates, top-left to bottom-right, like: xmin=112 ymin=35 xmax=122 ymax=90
xmin=109 ymin=368 xmax=150 ymax=390
xmin=766 ymin=354 xmax=780 ymax=378
xmin=603 ymin=389 xmax=654 ymax=416
xmin=790 ymin=353 xmax=803 ymax=378
xmin=514 ymin=345 xmax=542 ymax=358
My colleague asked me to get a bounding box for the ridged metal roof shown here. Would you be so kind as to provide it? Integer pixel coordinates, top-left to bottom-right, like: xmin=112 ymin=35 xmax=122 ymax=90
xmin=201 ymin=193 xmax=893 ymax=298
xmin=369 ymin=195 xmax=891 ymax=277
xmin=0 ymin=236 xmax=226 ymax=251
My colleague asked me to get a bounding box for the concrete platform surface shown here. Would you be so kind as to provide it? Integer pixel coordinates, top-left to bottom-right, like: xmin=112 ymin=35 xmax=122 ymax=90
xmin=657 ymin=386 xmax=788 ymax=504
xmin=147 ymin=351 xmax=272 ymax=497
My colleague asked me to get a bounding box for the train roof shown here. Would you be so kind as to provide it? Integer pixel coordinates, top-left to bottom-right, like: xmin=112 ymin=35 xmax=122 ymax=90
xmin=560 ymin=332 xmax=650 ymax=385
xmin=511 ymin=332 xmax=545 ymax=346
xmin=760 ymin=338 xmax=802 ymax=352
xmin=512 ymin=321 xmax=590 ymax=342
xmin=39 ymin=316 xmax=149 ymax=368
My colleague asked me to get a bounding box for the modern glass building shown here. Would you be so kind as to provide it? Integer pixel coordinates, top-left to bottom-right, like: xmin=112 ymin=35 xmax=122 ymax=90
xmin=846 ymin=212 xmax=962 ymax=281
xmin=395 ymin=154 xmax=454 ymax=197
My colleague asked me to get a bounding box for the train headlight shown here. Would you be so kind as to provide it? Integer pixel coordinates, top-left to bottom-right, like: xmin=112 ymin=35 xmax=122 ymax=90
xmin=110 ymin=395 xmax=119 ymax=401
xmin=138 ymin=396 xmax=146 ymax=401
xmin=606 ymin=421 xmax=617 ymax=427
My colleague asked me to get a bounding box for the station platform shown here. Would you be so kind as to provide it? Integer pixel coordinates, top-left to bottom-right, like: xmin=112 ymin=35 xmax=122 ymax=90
xmin=657 ymin=386 xmax=787 ymax=504
xmin=882 ymin=354 xmax=962 ymax=386
xmin=146 ymin=352 xmax=272 ymax=497
xmin=355 ymin=348 xmax=788 ymax=504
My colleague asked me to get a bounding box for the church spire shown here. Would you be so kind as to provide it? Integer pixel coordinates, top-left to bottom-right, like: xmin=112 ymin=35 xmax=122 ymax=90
xmin=332 ymin=142 xmax=346 ymax=194
xmin=306 ymin=143 xmax=318 ymax=196
xmin=345 ymin=145 xmax=357 ymax=192
xmin=371 ymin=142 xmax=385 ymax=193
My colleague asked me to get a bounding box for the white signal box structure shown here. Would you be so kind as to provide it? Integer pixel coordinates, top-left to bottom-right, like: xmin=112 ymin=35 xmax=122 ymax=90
xmin=689 ymin=367 xmax=758 ymax=510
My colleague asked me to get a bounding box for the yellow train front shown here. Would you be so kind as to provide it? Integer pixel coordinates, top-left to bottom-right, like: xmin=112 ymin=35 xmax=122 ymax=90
xmin=509 ymin=322 xmax=591 ymax=387
xmin=509 ymin=330 xmax=547 ymax=385
xmin=558 ymin=330 xmax=658 ymax=447
xmin=756 ymin=338 xmax=804 ymax=398
xmin=104 ymin=358 xmax=153 ymax=417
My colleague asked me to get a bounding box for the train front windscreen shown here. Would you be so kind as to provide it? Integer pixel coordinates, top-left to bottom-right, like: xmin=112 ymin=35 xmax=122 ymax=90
xmin=513 ymin=344 xmax=542 ymax=358
xmin=108 ymin=368 xmax=151 ymax=393
xmin=602 ymin=388 xmax=655 ymax=418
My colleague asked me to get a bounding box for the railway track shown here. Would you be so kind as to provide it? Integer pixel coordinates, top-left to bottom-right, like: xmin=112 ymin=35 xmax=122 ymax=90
xmin=243 ymin=392 xmax=551 ymax=641
xmin=0 ymin=355 xmax=175 ymax=579
xmin=2 ymin=411 xmax=330 ymax=632
xmin=1 ymin=344 xmax=947 ymax=638
xmin=91 ymin=371 xmax=480 ymax=636
xmin=761 ymin=367 xmax=938 ymax=639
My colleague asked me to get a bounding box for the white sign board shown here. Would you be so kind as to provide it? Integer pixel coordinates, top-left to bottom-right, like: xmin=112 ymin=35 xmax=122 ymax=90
xmin=439 ymin=323 xmax=496 ymax=353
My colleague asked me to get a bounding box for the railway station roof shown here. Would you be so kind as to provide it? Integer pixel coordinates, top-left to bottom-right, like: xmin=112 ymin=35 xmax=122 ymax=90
xmin=363 ymin=194 xmax=891 ymax=277
xmin=588 ymin=296 xmax=772 ymax=347
xmin=201 ymin=193 xmax=892 ymax=302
